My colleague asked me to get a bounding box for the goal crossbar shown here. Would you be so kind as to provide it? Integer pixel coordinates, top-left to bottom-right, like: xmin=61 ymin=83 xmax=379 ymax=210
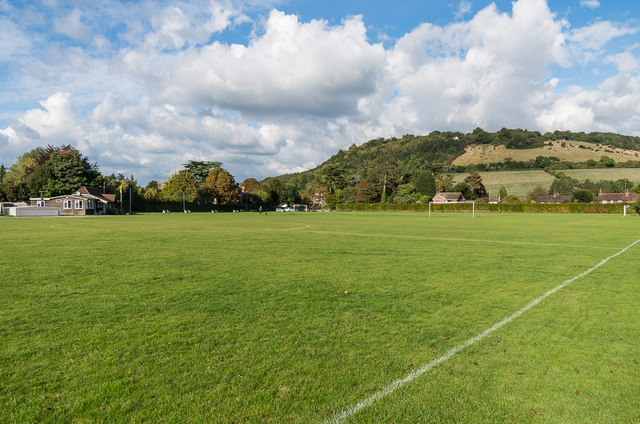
xmin=428 ymin=200 xmax=475 ymax=218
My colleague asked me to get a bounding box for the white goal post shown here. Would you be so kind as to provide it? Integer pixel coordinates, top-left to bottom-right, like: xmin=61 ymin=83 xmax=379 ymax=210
xmin=429 ymin=200 xmax=475 ymax=218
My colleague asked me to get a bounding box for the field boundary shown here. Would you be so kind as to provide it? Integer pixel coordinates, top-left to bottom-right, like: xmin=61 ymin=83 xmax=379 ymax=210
xmin=336 ymin=203 xmax=627 ymax=213
xmin=324 ymin=238 xmax=640 ymax=424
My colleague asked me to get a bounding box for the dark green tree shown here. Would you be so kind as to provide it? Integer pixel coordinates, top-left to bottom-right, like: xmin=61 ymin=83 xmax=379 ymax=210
xmin=452 ymin=182 xmax=472 ymax=200
xmin=183 ymin=160 xmax=222 ymax=185
xmin=321 ymin=164 xmax=348 ymax=194
xmin=42 ymin=148 xmax=101 ymax=196
xmin=598 ymin=156 xmax=615 ymax=168
xmin=572 ymin=189 xmax=594 ymax=203
xmin=281 ymin=184 xmax=301 ymax=204
xmin=26 ymin=164 xmax=52 ymax=196
xmin=365 ymin=151 xmax=402 ymax=203
xmin=464 ymin=171 xmax=487 ymax=199
xmin=549 ymin=178 xmax=574 ymax=195
xmin=498 ymin=186 xmax=508 ymax=199
xmin=414 ymin=170 xmax=436 ymax=197
xmin=633 ymin=197 xmax=640 ymax=215
xmin=526 ymin=185 xmax=548 ymax=203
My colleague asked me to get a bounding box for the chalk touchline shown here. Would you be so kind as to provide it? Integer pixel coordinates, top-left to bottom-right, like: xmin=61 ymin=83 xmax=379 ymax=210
xmin=324 ymin=238 xmax=640 ymax=424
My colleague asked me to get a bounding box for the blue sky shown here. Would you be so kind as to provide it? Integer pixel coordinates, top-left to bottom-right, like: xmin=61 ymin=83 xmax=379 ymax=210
xmin=1 ymin=0 xmax=639 ymax=183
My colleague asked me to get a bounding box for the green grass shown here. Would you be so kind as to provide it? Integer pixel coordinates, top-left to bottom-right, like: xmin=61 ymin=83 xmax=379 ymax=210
xmin=562 ymin=168 xmax=640 ymax=184
xmin=452 ymin=170 xmax=555 ymax=197
xmin=1 ymin=212 xmax=639 ymax=423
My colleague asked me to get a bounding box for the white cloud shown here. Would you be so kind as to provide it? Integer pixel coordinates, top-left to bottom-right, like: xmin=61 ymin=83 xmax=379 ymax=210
xmin=382 ymin=0 xmax=568 ymax=133
xmin=580 ymin=0 xmax=600 ymax=9
xmin=537 ymin=72 xmax=640 ymax=135
xmin=163 ymin=10 xmax=386 ymax=118
xmin=605 ymin=52 xmax=639 ymax=74
xmin=0 ymin=18 xmax=32 ymax=59
xmin=570 ymin=21 xmax=637 ymax=51
xmin=455 ymin=1 xmax=472 ymax=19
xmin=144 ymin=1 xmax=248 ymax=49
xmin=53 ymin=9 xmax=91 ymax=41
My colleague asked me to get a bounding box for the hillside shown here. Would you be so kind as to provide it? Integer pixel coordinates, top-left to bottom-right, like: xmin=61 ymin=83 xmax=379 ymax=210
xmin=268 ymin=128 xmax=640 ymax=202
xmin=453 ymin=140 xmax=640 ymax=166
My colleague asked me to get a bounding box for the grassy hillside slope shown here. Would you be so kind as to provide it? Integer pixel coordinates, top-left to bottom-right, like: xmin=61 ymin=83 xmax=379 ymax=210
xmin=453 ymin=141 xmax=640 ymax=166
xmin=452 ymin=170 xmax=556 ymax=197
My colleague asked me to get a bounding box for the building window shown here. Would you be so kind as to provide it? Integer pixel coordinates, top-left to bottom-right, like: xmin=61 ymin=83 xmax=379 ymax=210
xmin=86 ymin=200 xmax=94 ymax=209
xmin=75 ymin=199 xmax=84 ymax=209
xmin=63 ymin=199 xmax=72 ymax=209
xmin=37 ymin=200 xmax=45 ymax=207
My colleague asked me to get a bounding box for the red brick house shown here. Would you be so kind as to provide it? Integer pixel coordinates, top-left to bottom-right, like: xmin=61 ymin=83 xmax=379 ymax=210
xmin=432 ymin=192 xmax=465 ymax=203
xmin=597 ymin=189 xmax=638 ymax=204
xmin=537 ymin=191 xmax=572 ymax=204
xmin=29 ymin=186 xmax=118 ymax=215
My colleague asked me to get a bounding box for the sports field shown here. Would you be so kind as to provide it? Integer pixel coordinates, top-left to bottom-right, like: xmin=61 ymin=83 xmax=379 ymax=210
xmin=1 ymin=212 xmax=639 ymax=423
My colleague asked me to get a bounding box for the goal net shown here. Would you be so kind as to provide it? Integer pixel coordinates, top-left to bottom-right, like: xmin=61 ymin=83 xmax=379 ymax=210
xmin=428 ymin=200 xmax=475 ymax=218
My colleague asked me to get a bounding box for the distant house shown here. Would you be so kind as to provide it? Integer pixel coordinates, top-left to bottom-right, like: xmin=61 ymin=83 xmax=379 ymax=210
xmin=432 ymin=192 xmax=465 ymax=203
xmin=487 ymin=193 xmax=505 ymax=204
xmin=29 ymin=186 xmax=118 ymax=215
xmin=537 ymin=191 xmax=572 ymax=204
xmin=598 ymin=189 xmax=638 ymax=204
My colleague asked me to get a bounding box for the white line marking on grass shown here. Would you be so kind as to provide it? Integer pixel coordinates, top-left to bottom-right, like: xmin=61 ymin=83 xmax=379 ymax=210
xmin=324 ymin=238 xmax=640 ymax=424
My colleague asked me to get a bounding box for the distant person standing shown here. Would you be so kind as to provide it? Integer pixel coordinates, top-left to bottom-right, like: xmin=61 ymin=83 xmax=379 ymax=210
xmin=259 ymin=206 xmax=262 ymax=215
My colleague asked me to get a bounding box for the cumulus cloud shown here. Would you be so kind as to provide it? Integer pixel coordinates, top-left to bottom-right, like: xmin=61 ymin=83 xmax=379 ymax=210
xmin=382 ymin=0 xmax=568 ymax=133
xmin=163 ymin=10 xmax=386 ymax=118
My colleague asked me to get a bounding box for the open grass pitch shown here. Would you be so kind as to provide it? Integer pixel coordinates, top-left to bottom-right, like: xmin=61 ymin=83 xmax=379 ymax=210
xmin=1 ymin=212 xmax=639 ymax=423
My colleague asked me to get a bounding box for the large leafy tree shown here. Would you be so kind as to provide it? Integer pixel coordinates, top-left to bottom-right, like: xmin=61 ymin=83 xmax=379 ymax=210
xmin=4 ymin=145 xmax=100 ymax=197
xmin=365 ymin=151 xmax=402 ymax=203
xmin=525 ymin=185 xmax=548 ymax=203
xmin=183 ymin=160 xmax=222 ymax=185
xmin=257 ymin=179 xmax=284 ymax=206
xmin=549 ymin=178 xmax=574 ymax=195
xmin=44 ymin=149 xmax=101 ymax=195
xmin=414 ymin=170 xmax=436 ymax=197
xmin=201 ymin=168 xmax=239 ymax=204
xmin=464 ymin=171 xmax=487 ymax=199
xmin=281 ymin=183 xmax=301 ymax=204
xmin=241 ymin=178 xmax=261 ymax=193
xmin=321 ymin=164 xmax=348 ymax=194
xmin=161 ymin=170 xmax=198 ymax=202
xmin=572 ymin=189 xmax=594 ymax=203
xmin=355 ymin=180 xmax=377 ymax=203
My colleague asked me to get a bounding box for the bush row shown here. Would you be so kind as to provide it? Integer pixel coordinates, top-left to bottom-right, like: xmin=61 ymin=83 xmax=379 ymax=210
xmin=336 ymin=202 xmax=627 ymax=214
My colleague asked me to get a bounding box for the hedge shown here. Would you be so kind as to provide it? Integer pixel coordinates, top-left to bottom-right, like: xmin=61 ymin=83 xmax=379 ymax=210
xmin=335 ymin=202 xmax=626 ymax=214
xmin=126 ymin=200 xmax=248 ymax=213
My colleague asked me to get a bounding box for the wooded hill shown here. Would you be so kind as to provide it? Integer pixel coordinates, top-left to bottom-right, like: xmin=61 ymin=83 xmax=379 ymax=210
xmin=270 ymin=129 xmax=640 ymax=201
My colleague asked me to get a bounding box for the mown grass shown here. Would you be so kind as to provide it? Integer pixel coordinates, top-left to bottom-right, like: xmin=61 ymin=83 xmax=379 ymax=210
xmin=452 ymin=170 xmax=555 ymax=197
xmin=562 ymin=168 xmax=640 ymax=184
xmin=1 ymin=212 xmax=639 ymax=423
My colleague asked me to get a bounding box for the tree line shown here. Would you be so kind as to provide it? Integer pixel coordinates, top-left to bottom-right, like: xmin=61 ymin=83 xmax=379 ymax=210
xmin=0 ymin=147 xmax=302 ymax=209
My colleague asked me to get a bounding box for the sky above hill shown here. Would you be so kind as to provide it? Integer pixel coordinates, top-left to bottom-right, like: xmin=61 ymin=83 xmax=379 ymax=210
xmin=0 ymin=0 xmax=639 ymax=183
